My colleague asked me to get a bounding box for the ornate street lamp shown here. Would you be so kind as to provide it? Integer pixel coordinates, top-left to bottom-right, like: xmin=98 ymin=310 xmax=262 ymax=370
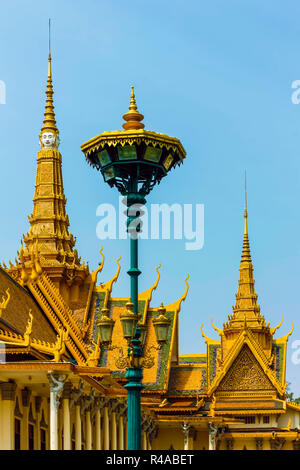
xmin=81 ymin=87 xmax=186 ymax=450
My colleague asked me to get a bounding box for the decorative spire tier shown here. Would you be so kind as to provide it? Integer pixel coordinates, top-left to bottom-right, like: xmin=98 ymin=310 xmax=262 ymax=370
xmin=40 ymin=49 xmax=59 ymax=139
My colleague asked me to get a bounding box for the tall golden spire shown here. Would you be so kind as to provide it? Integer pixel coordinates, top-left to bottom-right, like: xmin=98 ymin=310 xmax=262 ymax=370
xmin=40 ymin=20 xmax=58 ymax=139
xmin=122 ymin=86 xmax=145 ymax=130
xmin=225 ymin=178 xmax=262 ymax=329
xmin=7 ymin=35 xmax=89 ymax=302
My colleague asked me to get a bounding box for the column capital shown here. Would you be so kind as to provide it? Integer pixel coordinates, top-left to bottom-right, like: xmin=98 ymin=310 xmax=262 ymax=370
xmin=81 ymin=390 xmax=94 ymax=414
xmin=47 ymin=373 xmax=68 ymax=411
xmin=70 ymin=380 xmax=85 ymax=408
xmin=142 ymin=415 xmax=155 ymax=434
xmin=269 ymin=436 xmax=286 ymax=450
xmin=94 ymin=396 xmax=105 ymax=409
xmin=226 ymin=438 xmax=234 ymax=450
xmin=0 ymin=381 xmax=17 ymax=400
xmin=208 ymin=422 xmax=219 ymax=451
xmin=117 ymin=403 xmax=127 ymax=420
xmin=255 ymin=438 xmax=263 ymax=451
xmin=62 ymin=381 xmax=73 ymax=399
xmin=111 ymin=399 xmax=120 ymax=412
xmin=148 ymin=420 xmax=158 ymax=440
xmin=292 ymin=439 xmax=300 ymax=451
xmin=181 ymin=421 xmax=196 ymax=439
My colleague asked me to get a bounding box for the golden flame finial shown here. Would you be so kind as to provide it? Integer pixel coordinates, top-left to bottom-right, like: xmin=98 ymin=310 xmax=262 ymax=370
xmin=122 ymin=86 xmax=145 ymax=131
xmin=40 ymin=20 xmax=59 ymax=140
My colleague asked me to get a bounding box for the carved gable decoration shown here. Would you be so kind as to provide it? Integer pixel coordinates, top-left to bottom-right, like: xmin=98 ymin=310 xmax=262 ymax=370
xmin=218 ymin=345 xmax=275 ymax=392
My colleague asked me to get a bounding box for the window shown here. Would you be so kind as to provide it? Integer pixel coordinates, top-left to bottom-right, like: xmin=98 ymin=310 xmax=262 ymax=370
xmin=244 ymin=416 xmax=255 ymax=424
xmin=40 ymin=429 xmax=46 ymax=450
xmin=14 ymin=419 xmax=21 ymax=450
xmin=28 ymin=424 xmax=34 ymax=450
xmin=263 ymin=416 xmax=270 ymax=424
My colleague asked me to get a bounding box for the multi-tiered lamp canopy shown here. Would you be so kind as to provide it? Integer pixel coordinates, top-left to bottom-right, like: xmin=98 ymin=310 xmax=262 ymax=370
xmin=81 ymin=87 xmax=186 ymax=197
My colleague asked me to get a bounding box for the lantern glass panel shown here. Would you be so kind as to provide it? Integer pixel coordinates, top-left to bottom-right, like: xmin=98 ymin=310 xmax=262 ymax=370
xmin=138 ymin=324 xmax=147 ymax=346
xmin=97 ymin=149 xmax=111 ymax=167
xmin=153 ymin=317 xmax=170 ymax=344
xmin=99 ymin=322 xmax=114 ymax=343
xmin=103 ymin=166 xmax=115 ymax=181
xmin=144 ymin=146 xmax=162 ymax=163
xmin=117 ymin=145 xmax=137 ymax=160
xmin=120 ymin=316 xmax=137 ymax=340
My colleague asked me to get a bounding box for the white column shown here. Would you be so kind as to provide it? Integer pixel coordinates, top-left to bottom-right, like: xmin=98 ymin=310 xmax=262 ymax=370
xmin=125 ymin=419 xmax=128 ymax=450
xmin=62 ymin=382 xmax=72 ymax=450
xmin=86 ymin=409 xmax=92 ymax=450
xmin=111 ymin=411 xmax=117 ymax=450
xmin=142 ymin=431 xmax=147 ymax=450
xmin=21 ymin=388 xmax=31 ymax=450
xmin=0 ymin=382 xmax=17 ymax=450
xmin=75 ymin=402 xmax=82 ymax=450
xmin=63 ymin=400 xmax=71 ymax=449
xmin=103 ymin=405 xmax=110 ymax=450
xmin=118 ymin=415 xmax=124 ymax=450
xmin=34 ymin=397 xmax=42 ymax=450
xmin=95 ymin=408 xmax=101 ymax=450
xmin=48 ymin=374 xmax=67 ymax=451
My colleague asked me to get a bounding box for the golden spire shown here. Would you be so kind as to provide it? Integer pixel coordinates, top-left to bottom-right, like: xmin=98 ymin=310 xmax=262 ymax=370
xmin=40 ymin=20 xmax=58 ymax=139
xmin=122 ymin=86 xmax=145 ymax=131
xmin=227 ymin=177 xmax=261 ymax=329
xmin=8 ymin=26 xmax=89 ymax=294
xmin=241 ymin=178 xmax=252 ymax=263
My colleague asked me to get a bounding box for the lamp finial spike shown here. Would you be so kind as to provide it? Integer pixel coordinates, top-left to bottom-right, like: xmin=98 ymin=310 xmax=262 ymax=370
xmin=122 ymin=86 xmax=145 ymax=131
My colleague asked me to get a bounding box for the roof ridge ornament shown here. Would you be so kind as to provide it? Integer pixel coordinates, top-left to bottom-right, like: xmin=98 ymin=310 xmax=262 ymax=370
xmin=270 ymin=315 xmax=284 ymax=336
xmin=211 ymin=317 xmax=223 ymax=336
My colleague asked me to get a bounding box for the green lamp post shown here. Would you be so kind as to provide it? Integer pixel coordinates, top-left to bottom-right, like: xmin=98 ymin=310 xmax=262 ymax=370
xmin=81 ymin=87 xmax=186 ymax=450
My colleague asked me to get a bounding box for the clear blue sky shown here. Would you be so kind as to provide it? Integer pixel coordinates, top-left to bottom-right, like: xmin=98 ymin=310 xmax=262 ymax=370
xmin=1 ymin=0 xmax=300 ymax=393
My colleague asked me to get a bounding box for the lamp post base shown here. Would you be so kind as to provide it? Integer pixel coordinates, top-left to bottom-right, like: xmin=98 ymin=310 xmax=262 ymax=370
xmin=125 ymin=367 xmax=144 ymax=450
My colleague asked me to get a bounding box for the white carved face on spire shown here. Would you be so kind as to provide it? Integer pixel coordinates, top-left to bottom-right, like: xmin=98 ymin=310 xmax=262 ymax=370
xmin=40 ymin=132 xmax=57 ymax=148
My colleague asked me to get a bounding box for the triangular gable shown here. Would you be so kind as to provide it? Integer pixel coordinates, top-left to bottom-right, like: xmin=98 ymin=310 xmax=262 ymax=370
xmin=217 ymin=344 xmax=275 ymax=393
xmin=207 ymin=329 xmax=285 ymax=396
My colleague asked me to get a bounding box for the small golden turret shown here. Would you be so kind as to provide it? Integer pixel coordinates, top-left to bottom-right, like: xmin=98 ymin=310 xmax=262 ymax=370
xmin=122 ymin=86 xmax=145 ymax=131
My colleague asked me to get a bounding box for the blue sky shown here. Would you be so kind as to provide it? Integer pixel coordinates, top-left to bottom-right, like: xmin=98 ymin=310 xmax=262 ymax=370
xmin=0 ymin=0 xmax=300 ymax=393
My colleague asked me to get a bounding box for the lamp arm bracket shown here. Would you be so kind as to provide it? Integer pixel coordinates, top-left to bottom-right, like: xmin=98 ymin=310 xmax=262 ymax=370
xmin=140 ymin=344 xmax=160 ymax=369
xmin=110 ymin=345 xmax=130 ymax=370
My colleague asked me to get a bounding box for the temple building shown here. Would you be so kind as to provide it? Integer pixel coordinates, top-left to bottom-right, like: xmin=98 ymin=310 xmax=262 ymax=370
xmin=0 ymin=47 xmax=299 ymax=451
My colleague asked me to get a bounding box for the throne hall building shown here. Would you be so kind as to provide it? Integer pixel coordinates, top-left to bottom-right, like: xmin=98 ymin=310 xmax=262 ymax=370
xmin=0 ymin=48 xmax=299 ymax=451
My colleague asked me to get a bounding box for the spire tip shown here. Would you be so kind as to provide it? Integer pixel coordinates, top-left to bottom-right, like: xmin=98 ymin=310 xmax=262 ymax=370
xmin=122 ymin=86 xmax=145 ymax=131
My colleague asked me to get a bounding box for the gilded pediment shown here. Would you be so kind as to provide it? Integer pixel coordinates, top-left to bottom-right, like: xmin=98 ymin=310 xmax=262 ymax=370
xmin=217 ymin=344 xmax=275 ymax=392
